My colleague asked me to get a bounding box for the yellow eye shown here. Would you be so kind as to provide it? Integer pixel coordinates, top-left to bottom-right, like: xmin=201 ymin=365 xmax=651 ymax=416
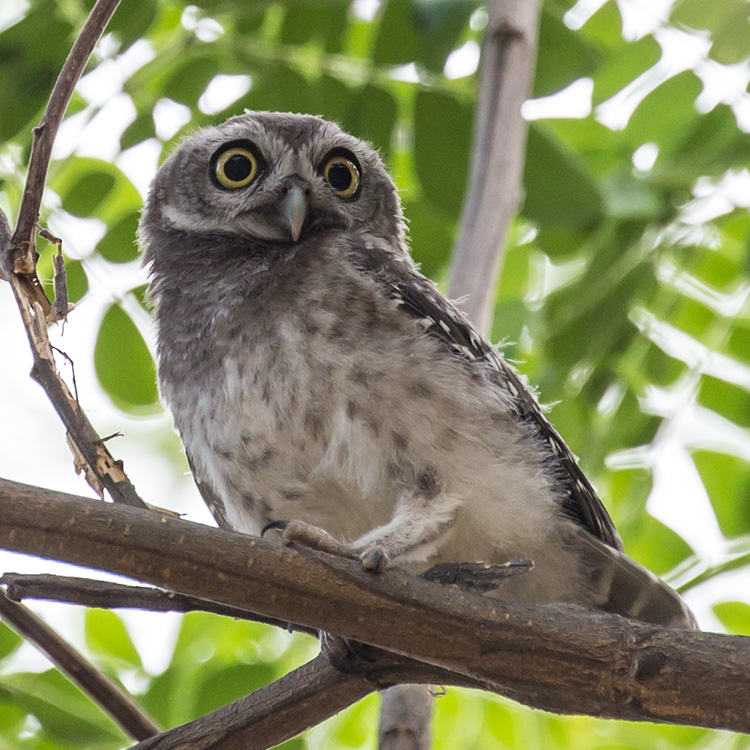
xmin=323 ymin=155 xmax=360 ymax=198
xmin=214 ymin=146 xmax=259 ymax=189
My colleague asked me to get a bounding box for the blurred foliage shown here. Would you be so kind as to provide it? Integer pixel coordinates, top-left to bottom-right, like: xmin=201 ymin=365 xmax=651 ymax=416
xmin=2 ymin=0 xmax=750 ymax=747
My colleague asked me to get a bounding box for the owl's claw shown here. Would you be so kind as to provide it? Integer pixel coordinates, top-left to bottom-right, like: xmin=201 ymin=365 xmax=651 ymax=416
xmin=359 ymin=547 xmax=388 ymax=573
xmin=260 ymin=520 xmax=289 ymax=537
xmin=279 ymin=519 xmax=357 ymax=560
xmin=265 ymin=519 xmax=389 ymax=573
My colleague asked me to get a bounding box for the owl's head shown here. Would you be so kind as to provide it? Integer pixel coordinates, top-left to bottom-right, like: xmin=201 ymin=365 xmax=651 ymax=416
xmin=141 ymin=112 xmax=404 ymax=256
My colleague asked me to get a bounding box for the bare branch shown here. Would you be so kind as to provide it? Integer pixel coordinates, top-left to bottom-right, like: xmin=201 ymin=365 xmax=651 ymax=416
xmin=5 ymin=278 xmax=147 ymax=507
xmin=0 ymin=590 xmax=159 ymax=741
xmin=132 ymin=653 xmax=374 ymax=750
xmin=1 ymin=573 xmax=317 ymax=636
xmin=8 ymin=0 xmax=122 ymax=276
xmin=448 ymin=0 xmax=542 ymax=332
xmin=0 ymin=0 xmax=145 ymax=508
xmin=1 ymin=476 xmax=748 ymax=734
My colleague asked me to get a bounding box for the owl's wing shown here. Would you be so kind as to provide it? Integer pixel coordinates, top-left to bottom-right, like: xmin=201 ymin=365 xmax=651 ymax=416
xmin=186 ymin=452 xmax=233 ymax=531
xmin=386 ymin=276 xmax=624 ymax=552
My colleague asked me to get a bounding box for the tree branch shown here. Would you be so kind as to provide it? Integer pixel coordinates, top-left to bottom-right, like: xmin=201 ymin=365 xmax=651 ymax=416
xmin=0 ymin=573 xmax=317 ymax=637
xmin=1 ymin=476 xmax=748 ymax=734
xmin=448 ymin=0 xmax=542 ymax=333
xmin=0 ymin=591 xmax=159 ymax=741
xmin=0 ymin=0 xmax=146 ymax=509
xmin=8 ymin=0 xmax=122 ymax=276
xmin=132 ymin=652 xmax=374 ymax=750
xmin=129 ymin=636 xmax=491 ymax=750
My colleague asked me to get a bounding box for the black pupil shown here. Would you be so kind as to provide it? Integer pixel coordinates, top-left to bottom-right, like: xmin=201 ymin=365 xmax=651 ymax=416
xmin=224 ymin=153 xmax=252 ymax=182
xmin=328 ymin=162 xmax=353 ymax=191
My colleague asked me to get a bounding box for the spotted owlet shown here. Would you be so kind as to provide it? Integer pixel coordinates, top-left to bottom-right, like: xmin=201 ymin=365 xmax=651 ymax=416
xmin=140 ymin=111 xmax=695 ymax=629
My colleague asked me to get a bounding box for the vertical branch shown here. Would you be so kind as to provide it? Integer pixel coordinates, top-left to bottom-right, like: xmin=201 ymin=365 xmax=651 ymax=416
xmin=379 ymin=3 xmax=542 ymax=746
xmin=448 ymin=0 xmax=542 ymax=333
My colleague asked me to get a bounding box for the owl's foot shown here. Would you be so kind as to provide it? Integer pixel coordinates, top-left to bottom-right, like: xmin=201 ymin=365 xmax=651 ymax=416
xmin=262 ymin=520 xmax=388 ymax=571
xmin=420 ymin=560 xmax=533 ymax=593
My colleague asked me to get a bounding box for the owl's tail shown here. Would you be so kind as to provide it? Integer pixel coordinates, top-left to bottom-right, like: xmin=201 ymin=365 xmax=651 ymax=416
xmin=575 ymin=527 xmax=698 ymax=630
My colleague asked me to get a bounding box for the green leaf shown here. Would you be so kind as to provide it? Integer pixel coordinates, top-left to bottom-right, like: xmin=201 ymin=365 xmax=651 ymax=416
xmin=65 ymin=260 xmax=89 ymax=304
xmin=85 ymin=610 xmax=143 ymax=671
xmin=52 ymin=158 xmax=141 ymax=223
xmin=693 ymin=451 xmax=750 ymax=537
xmin=403 ymin=198 xmax=455 ymax=279
xmin=523 ymin=125 xmax=604 ymax=228
xmin=0 ymin=670 xmax=125 ymax=745
xmin=668 ymin=295 xmax=716 ymax=344
xmin=625 ymin=71 xmax=702 ymax=155
xmin=0 ymin=622 xmax=22 ymax=662
xmin=281 ymin=1 xmax=350 ymax=53
xmin=94 ymin=304 xmax=159 ymax=412
xmin=413 ymin=89 xmax=472 ymax=217
xmin=167 ymin=55 xmax=221 ymax=106
xmin=343 ymin=84 xmax=398 ymax=161
xmin=534 ymin=7 xmax=598 ymax=98
xmin=642 ymin=343 xmax=684 ymax=387
xmin=108 ymin=0 xmax=158 ymax=49
xmin=681 ymin=245 xmax=741 ymax=291
xmin=713 ymin=600 xmax=750 ymax=635
xmin=97 ymin=212 xmax=140 ymax=263
xmin=671 ymin=0 xmax=747 ymax=33
xmin=62 ymin=172 xmax=116 ymax=218
xmin=697 ymin=376 xmax=750 ymax=429
xmin=728 ymin=324 xmax=750 ymax=364
xmin=193 ymin=663 xmax=275 ymax=715
xmin=625 ymin=514 xmax=693 ymax=575
xmin=121 ymin=112 xmax=156 ymax=150
xmin=0 ymin=0 xmax=75 ymax=141
xmin=592 ymin=35 xmax=660 ymax=104
xmin=373 ymin=0 xmax=476 ymax=71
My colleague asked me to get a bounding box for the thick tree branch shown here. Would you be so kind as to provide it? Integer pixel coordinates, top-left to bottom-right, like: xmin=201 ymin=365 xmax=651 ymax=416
xmin=0 ymin=591 xmax=159 ymax=741
xmin=1 ymin=477 xmax=748 ymax=734
xmin=0 ymin=573 xmax=317 ymax=636
xmin=448 ymin=0 xmax=541 ymax=332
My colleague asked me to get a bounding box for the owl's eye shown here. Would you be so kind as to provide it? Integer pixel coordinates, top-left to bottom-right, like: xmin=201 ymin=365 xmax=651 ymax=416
xmin=212 ymin=142 xmax=261 ymax=190
xmin=322 ymin=150 xmax=361 ymax=199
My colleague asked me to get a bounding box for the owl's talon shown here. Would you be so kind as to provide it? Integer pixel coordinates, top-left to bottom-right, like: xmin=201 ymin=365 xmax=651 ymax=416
xmin=360 ymin=548 xmax=388 ymax=573
xmin=282 ymin=519 xmax=356 ymax=559
xmin=261 ymin=520 xmax=289 ymax=537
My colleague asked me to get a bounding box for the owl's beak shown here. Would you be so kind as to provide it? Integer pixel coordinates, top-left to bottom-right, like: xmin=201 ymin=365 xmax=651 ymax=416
xmin=278 ymin=184 xmax=308 ymax=242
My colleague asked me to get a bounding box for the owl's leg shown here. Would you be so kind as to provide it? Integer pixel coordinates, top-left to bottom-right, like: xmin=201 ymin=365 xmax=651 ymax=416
xmin=278 ymin=490 xmax=460 ymax=573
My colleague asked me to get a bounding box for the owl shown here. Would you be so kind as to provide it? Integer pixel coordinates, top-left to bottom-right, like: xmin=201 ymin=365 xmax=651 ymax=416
xmin=140 ymin=111 xmax=695 ymax=629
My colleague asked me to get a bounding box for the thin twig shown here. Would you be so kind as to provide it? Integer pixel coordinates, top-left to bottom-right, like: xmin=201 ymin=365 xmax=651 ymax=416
xmin=9 ymin=0 xmax=123 ymax=274
xmin=0 ymin=0 xmax=145 ymax=509
xmin=448 ymin=0 xmax=542 ymax=332
xmin=1 ymin=573 xmax=317 ymax=637
xmin=0 ymin=591 xmax=160 ymax=741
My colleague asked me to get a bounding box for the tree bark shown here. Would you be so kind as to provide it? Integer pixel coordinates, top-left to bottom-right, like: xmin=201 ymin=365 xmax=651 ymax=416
xmin=448 ymin=0 xmax=541 ymax=333
xmin=1 ymin=477 xmax=748 ymax=735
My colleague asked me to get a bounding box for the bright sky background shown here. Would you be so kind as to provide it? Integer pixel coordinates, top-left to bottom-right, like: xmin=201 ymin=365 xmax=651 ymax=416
xmin=2 ymin=0 xmax=750 ymax=679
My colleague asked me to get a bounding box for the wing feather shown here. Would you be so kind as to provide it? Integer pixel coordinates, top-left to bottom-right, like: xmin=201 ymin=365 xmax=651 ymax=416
xmin=386 ymin=276 xmax=623 ymax=552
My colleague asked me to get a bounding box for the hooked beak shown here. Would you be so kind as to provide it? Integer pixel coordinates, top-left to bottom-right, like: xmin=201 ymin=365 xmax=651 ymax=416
xmin=278 ymin=185 xmax=308 ymax=242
